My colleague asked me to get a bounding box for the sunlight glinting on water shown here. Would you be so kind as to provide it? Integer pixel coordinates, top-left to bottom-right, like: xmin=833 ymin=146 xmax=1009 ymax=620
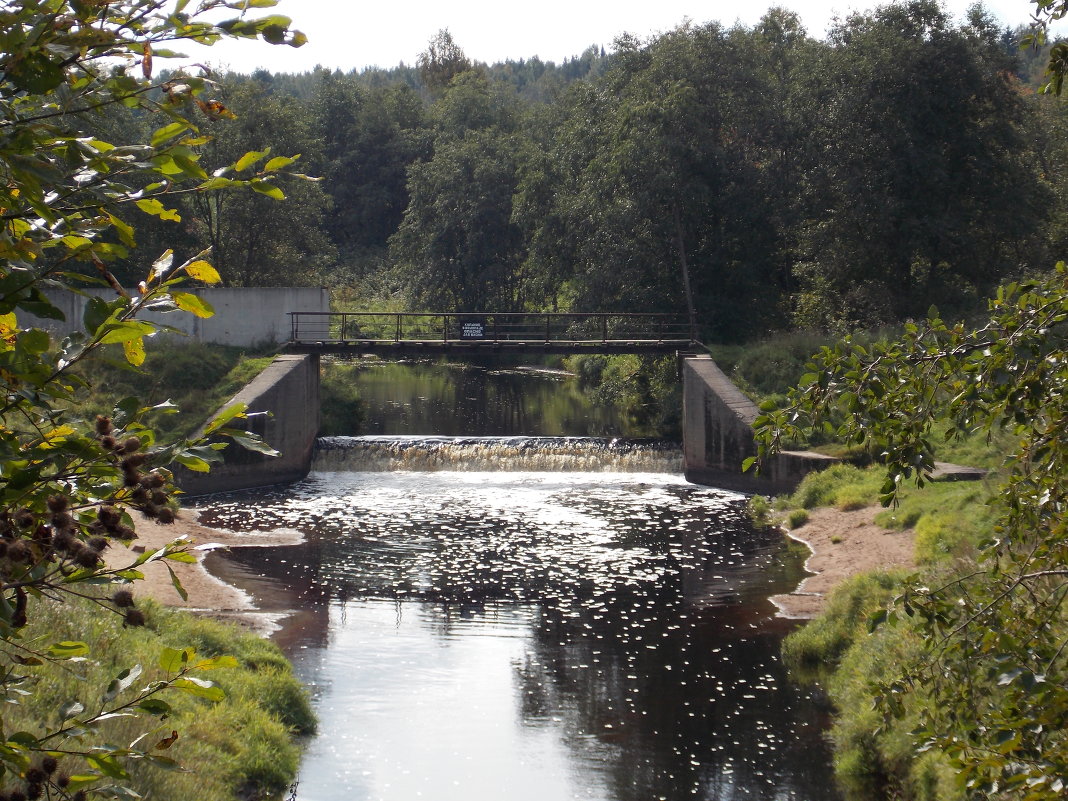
xmin=197 ymin=460 xmax=840 ymax=801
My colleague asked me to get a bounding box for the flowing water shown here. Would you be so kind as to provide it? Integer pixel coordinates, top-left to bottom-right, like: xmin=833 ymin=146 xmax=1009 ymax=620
xmin=196 ymin=363 xmax=841 ymax=801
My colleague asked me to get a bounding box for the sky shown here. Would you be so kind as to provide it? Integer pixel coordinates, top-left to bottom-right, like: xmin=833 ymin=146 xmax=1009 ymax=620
xmin=180 ymin=0 xmax=1051 ymax=75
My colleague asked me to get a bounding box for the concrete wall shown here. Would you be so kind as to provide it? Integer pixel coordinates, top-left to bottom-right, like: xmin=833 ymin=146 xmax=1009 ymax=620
xmin=25 ymin=287 xmax=329 ymax=347
xmin=682 ymin=355 xmax=837 ymax=494
xmin=176 ymin=354 xmax=320 ymax=496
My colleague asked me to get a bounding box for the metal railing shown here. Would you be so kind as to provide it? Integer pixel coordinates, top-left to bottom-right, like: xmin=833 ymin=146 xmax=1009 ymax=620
xmin=289 ymin=312 xmax=696 ymax=345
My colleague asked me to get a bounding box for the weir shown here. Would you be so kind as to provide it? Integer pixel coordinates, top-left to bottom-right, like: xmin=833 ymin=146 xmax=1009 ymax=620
xmin=314 ymin=435 xmax=683 ymax=473
xmin=180 ymin=351 xmax=834 ymax=496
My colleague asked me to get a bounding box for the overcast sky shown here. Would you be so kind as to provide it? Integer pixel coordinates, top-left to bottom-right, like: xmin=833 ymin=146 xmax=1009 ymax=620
xmin=180 ymin=1 xmax=1051 ymax=74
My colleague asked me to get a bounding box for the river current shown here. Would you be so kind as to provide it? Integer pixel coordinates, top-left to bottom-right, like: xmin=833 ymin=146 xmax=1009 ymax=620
xmin=195 ymin=363 xmax=841 ymax=801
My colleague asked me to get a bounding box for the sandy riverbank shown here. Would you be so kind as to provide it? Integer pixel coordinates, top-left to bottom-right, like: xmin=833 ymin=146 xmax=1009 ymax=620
xmin=102 ymin=511 xmax=303 ymax=630
xmin=110 ymin=503 xmax=914 ymax=625
xmin=769 ymin=505 xmax=916 ymax=618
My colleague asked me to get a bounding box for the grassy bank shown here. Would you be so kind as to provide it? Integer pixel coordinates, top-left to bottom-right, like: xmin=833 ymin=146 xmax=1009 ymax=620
xmin=72 ymin=342 xmax=277 ymax=440
xmin=7 ymin=594 xmax=314 ymax=801
xmin=775 ymin=459 xmax=1002 ymax=800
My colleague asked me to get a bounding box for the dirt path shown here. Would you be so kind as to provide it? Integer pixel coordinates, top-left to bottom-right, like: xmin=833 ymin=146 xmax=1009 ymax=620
xmin=770 ymin=506 xmax=916 ymax=618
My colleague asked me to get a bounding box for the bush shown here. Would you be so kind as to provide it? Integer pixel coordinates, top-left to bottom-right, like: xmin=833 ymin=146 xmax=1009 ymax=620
xmin=748 ymin=494 xmax=772 ymax=525
xmin=790 ymin=464 xmax=884 ymax=510
xmin=786 ymin=508 xmax=810 ymax=529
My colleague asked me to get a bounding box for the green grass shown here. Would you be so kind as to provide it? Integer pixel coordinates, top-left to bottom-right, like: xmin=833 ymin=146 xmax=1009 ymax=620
xmin=782 ymin=570 xmax=907 ymax=675
xmin=72 ymin=342 xmax=276 ymax=440
xmin=6 ymin=594 xmax=314 ymax=801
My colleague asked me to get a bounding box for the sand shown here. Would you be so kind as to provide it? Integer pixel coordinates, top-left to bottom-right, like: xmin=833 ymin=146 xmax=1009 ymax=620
xmin=769 ymin=505 xmax=916 ymax=618
xmin=109 ymin=503 xmax=914 ymax=626
xmin=102 ymin=511 xmax=303 ymax=630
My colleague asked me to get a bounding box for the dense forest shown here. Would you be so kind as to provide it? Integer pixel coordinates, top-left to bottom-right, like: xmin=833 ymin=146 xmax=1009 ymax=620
xmin=101 ymin=0 xmax=1065 ymax=343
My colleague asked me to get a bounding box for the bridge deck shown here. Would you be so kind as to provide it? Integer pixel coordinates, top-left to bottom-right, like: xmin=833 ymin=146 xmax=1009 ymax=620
xmin=286 ymin=311 xmax=699 ymax=356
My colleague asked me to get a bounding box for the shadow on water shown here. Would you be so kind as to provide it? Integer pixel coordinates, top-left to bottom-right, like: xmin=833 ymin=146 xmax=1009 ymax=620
xmin=199 ymin=469 xmax=841 ymax=801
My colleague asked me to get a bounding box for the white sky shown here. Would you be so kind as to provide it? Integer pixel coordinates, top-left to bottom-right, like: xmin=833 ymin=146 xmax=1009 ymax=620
xmin=180 ymin=1 xmax=1051 ymax=75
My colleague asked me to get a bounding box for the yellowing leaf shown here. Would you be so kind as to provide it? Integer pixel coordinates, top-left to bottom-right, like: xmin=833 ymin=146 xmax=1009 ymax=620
xmin=40 ymin=425 xmax=76 ymax=448
xmin=135 ymin=198 xmax=181 ymax=222
xmin=185 ymin=260 xmax=221 ymax=285
xmin=123 ymin=336 xmax=146 ymax=366
xmin=172 ymin=292 xmax=215 ymax=319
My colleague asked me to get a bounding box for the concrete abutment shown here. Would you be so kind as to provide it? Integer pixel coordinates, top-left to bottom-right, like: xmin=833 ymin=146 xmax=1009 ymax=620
xmin=176 ymin=354 xmax=320 ymax=497
xmin=681 ymin=354 xmax=837 ymax=494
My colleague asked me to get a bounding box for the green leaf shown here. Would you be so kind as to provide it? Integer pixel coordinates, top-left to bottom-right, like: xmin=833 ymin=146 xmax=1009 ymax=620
xmin=64 ymin=776 xmax=103 ymax=792
xmin=48 ymin=641 xmax=90 ymax=660
xmin=263 ymin=155 xmax=298 ymax=172
xmin=165 ymin=550 xmax=197 ymax=564
xmin=137 ymin=699 xmax=172 ymax=716
xmin=150 ymin=122 xmax=191 ymax=148
xmin=174 ymin=454 xmax=211 ymax=472
xmin=224 ymin=429 xmax=280 ymax=456
xmin=103 ymin=665 xmax=143 ymax=704
xmin=235 ymin=149 xmax=270 ymax=172
xmin=58 ymin=700 xmax=85 ymax=720
xmin=99 ymin=321 xmax=155 ymax=345
xmin=107 ymin=213 xmax=136 ymax=248
xmin=165 ymin=563 xmax=189 ymax=602
xmin=86 ymin=753 xmax=129 ymax=781
xmin=172 ymin=677 xmax=225 ymax=702
xmin=159 ymin=647 xmax=195 ymax=673
xmin=250 ymin=180 xmax=285 ymax=200
xmin=84 ymin=296 xmax=114 ymax=336
xmin=203 ymin=402 xmax=248 ymax=435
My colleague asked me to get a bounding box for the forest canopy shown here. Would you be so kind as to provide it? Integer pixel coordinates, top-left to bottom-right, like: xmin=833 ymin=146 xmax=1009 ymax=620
xmin=110 ymin=1 xmax=1068 ymax=345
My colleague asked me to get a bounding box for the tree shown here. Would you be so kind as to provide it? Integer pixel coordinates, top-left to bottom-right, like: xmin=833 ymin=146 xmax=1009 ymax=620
xmin=791 ymin=0 xmax=1044 ymax=329
xmin=389 ymin=71 xmax=526 ymax=310
xmin=417 ymin=29 xmax=473 ymax=97
xmin=184 ymin=75 xmax=336 ymax=286
xmin=0 ymin=0 xmax=302 ymax=796
xmin=752 ymin=267 xmax=1068 ymax=798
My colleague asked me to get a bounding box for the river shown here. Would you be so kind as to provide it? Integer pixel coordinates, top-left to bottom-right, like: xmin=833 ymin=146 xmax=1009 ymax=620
xmin=196 ymin=361 xmax=841 ymax=801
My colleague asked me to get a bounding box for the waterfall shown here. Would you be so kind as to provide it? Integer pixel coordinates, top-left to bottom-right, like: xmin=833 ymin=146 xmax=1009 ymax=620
xmin=313 ymin=435 xmax=683 ymax=473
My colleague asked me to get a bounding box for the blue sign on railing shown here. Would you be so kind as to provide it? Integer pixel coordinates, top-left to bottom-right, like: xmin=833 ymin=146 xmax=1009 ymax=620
xmin=460 ymin=320 xmax=485 ymax=339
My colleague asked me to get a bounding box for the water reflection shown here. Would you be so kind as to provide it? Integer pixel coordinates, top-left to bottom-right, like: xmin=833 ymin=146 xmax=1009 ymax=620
xmin=198 ymin=472 xmax=840 ymax=801
xmin=348 ymin=361 xmax=633 ymax=436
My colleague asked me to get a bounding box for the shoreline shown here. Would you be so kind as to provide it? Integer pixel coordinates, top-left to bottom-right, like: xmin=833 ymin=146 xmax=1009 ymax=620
xmin=113 ymin=502 xmax=916 ymax=629
xmin=103 ymin=510 xmax=304 ymax=634
xmin=769 ymin=505 xmax=916 ymax=619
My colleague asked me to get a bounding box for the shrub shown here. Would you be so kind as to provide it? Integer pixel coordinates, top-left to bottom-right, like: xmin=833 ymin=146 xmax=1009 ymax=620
xmin=786 ymin=508 xmax=810 ymax=529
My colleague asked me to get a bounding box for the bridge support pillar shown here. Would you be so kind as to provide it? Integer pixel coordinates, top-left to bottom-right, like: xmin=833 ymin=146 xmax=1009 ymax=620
xmin=682 ymin=355 xmax=837 ymax=494
xmin=176 ymin=354 xmax=321 ymax=496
